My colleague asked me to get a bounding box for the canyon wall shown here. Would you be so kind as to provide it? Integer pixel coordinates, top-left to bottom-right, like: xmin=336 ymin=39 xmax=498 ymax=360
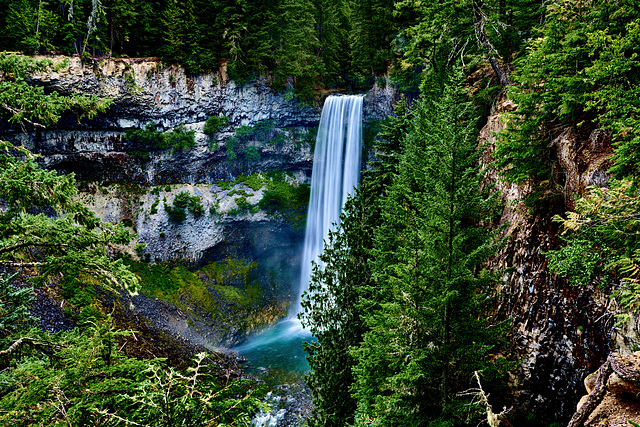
xmin=7 ymin=56 xmax=630 ymax=423
xmin=6 ymin=55 xmax=397 ymax=346
xmin=479 ymin=99 xmax=632 ymax=423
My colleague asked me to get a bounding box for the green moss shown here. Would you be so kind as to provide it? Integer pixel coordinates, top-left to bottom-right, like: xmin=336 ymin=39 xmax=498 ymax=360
xmin=125 ymin=257 xmax=263 ymax=318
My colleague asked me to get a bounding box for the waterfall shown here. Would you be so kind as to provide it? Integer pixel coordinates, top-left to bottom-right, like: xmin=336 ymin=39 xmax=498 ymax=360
xmin=294 ymin=94 xmax=364 ymax=314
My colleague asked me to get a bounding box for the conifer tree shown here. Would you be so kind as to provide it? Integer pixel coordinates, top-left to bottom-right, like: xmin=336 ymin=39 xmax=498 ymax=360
xmin=0 ymin=53 xmax=135 ymax=290
xmin=350 ymin=73 xmax=505 ymax=426
xmin=349 ymin=0 xmax=396 ymax=75
xmin=300 ymin=97 xmax=412 ymax=427
xmin=274 ymin=0 xmax=321 ymax=99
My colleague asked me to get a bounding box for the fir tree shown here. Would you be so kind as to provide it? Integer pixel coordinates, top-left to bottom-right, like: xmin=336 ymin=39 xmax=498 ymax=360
xmin=300 ymin=97 xmax=412 ymax=427
xmin=351 ymin=73 xmax=506 ymax=426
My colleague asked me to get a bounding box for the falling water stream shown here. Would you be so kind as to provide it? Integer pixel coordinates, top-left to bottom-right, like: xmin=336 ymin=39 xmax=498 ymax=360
xmin=233 ymin=95 xmax=364 ymax=426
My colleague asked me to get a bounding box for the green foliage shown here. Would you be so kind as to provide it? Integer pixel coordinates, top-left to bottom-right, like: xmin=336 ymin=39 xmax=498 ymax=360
xmin=188 ymin=195 xmax=205 ymax=216
xmin=300 ymin=95 xmax=411 ymax=427
xmin=0 ymin=53 xmax=111 ymax=130
xmin=204 ymin=115 xmax=230 ymax=136
xmin=0 ymin=273 xmax=34 ymax=336
xmin=0 ymin=319 xmax=262 ymax=426
xmin=164 ymin=202 xmax=187 ymax=222
xmin=549 ymin=179 xmax=640 ymax=313
xmin=241 ymin=174 xmax=265 ymax=191
xmin=163 ymin=125 xmax=196 ymax=153
xmin=349 ymin=0 xmax=397 ymax=76
xmin=259 ymin=179 xmax=310 ymax=216
xmin=149 ymin=197 xmax=160 ymax=215
xmin=173 ymin=191 xmax=191 ymax=208
xmin=125 ymin=123 xmax=196 ymax=159
xmin=496 ymin=0 xmax=640 ymax=183
xmin=225 ymin=120 xmax=285 ymax=162
xmin=0 ymin=141 xmax=137 ymax=291
xmin=352 ymin=73 xmax=506 ymax=426
xmin=301 ymin=77 xmax=508 ymax=427
xmin=234 ymin=196 xmax=252 ymax=211
xmin=169 ymin=191 xmax=205 ymax=218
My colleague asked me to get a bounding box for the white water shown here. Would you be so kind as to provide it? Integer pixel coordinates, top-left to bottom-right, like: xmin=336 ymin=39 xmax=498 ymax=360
xmin=293 ymin=95 xmax=364 ymax=315
xmin=242 ymin=95 xmax=364 ymax=427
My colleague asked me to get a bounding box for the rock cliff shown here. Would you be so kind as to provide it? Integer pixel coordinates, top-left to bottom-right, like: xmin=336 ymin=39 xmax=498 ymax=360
xmin=479 ymin=98 xmax=633 ymax=423
xmin=7 ymin=55 xmax=398 ymax=347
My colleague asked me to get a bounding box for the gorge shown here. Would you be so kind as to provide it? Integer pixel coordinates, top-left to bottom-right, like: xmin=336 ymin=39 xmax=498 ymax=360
xmin=1 ymin=46 xmax=639 ymax=426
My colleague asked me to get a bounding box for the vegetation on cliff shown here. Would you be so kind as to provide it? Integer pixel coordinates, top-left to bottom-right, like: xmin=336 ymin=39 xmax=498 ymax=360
xmin=1 ymin=0 xmax=640 ymax=424
xmin=0 ymin=52 xmax=263 ymax=425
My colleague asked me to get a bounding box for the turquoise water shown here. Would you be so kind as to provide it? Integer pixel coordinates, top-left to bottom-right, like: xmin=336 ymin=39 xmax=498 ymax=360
xmin=234 ymin=319 xmax=315 ymax=386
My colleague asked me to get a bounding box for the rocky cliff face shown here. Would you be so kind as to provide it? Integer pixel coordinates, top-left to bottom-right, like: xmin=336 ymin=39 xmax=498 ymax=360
xmin=479 ymin=99 xmax=629 ymax=423
xmin=8 ymin=55 xmax=398 ymax=347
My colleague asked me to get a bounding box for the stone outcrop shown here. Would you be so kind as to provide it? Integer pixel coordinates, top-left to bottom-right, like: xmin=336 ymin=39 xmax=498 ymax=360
xmin=571 ymin=352 xmax=640 ymax=427
xmin=8 ymin=55 xmax=398 ymax=348
xmin=479 ymin=99 xmax=620 ymax=423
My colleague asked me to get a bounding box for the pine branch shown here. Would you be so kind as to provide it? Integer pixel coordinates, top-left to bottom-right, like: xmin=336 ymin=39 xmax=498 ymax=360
xmin=0 ymin=103 xmax=46 ymax=131
xmin=0 ymin=336 xmax=60 ymax=358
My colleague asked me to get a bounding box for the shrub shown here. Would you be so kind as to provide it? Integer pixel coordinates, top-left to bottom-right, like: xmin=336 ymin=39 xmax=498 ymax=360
xmin=258 ymin=177 xmax=310 ymax=214
xmin=225 ymin=119 xmax=285 ymax=162
xmin=188 ymin=195 xmax=204 ymax=216
xmin=203 ymin=115 xmax=230 ymax=136
xmin=149 ymin=198 xmax=160 ymax=215
xmin=164 ymin=125 xmax=196 ymax=154
xmin=234 ymin=196 xmax=252 ymax=211
xmin=168 ymin=191 xmax=204 ymax=219
xmin=173 ymin=191 xmax=191 ymax=208
xmin=124 ymin=123 xmax=196 ymax=158
xmin=164 ymin=203 xmax=187 ymax=222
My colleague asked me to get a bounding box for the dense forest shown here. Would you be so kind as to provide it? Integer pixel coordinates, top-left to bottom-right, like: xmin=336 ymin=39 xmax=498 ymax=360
xmin=1 ymin=0 xmax=640 ymax=425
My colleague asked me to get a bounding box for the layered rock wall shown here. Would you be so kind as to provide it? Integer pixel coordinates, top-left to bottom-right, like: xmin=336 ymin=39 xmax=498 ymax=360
xmin=8 ymin=55 xmax=398 ymax=347
xmin=479 ymin=99 xmax=627 ymax=423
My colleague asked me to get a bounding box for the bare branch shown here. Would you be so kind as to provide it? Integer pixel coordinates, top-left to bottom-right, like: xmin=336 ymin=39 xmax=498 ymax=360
xmin=0 ymin=103 xmax=46 ymax=130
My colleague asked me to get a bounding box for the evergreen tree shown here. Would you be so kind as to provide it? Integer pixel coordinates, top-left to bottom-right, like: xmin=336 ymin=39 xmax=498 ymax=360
xmin=105 ymin=0 xmax=138 ymax=55
xmin=351 ymin=73 xmax=505 ymax=426
xmin=495 ymin=0 xmax=640 ymax=184
xmin=5 ymin=0 xmax=61 ymax=54
xmin=300 ymin=97 xmax=412 ymax=427
xmin=0 ymin=53 xmax=134 ymax=290
xmin=162 ymin=0 xmax=196 ymax=67
xmin=274 ymin=0 xmax=322 ymax=99
xmin=312 ymin=0 xmax=351 ymax=85
xmin=349 ymin=0 xmax=396 ymax=76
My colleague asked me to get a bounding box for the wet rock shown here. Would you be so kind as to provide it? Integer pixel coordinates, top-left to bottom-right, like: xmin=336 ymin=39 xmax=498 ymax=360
xmin=480 ymin=98 xmax=614 ymax=422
